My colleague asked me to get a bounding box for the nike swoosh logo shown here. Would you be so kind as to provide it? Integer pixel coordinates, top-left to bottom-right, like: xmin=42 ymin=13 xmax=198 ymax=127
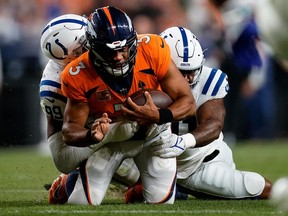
xmin=160 ymin=39 xmax=164 ymax=48
xmin=45 ymin=98 xmax=55 ymax=103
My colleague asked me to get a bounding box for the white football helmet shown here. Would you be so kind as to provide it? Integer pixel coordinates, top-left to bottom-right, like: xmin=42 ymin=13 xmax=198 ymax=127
xmin=160 ymin=26 xmax=205 ymax=86
xmin=40 ymin=14 xmax=88 ymax=66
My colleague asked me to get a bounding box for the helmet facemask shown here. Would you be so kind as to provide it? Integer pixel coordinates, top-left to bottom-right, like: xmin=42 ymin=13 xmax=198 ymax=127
xmin=180 ymin=59 xmax=205 ymax=87
xmin=90 ymin=36 xmax=137 ymax=77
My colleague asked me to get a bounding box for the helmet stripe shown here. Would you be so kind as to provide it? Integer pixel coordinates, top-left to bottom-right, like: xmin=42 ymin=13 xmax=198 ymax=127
xmin=178 ymin=27 xmax=188 ymax=62
xmin=41 ymin=18 xmax=86 ymax=35
xmin=103 ymin=7 xmax=115 ymax=35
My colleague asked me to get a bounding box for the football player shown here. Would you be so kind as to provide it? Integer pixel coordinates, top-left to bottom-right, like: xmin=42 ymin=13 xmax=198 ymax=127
xmin=39 ymin=14 xmax=140 ymax=204
xmin=126 ymin=27 xmax=272 ymax=202
xmin=60 ymin=6 xmax=196 ymax=205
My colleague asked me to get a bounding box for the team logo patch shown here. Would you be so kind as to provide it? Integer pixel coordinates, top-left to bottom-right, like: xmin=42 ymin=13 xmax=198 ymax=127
xmin=114 ymin=103 xmax=123 ymax=112
xmin=97 ymin=90 xmax=111 ymax=101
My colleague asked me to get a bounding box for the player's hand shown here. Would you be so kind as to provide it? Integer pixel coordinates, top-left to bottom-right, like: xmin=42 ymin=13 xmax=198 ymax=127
xmin=102 ymin=120 xmax=139 ymax=143
xmin=151 ymin=133 xmax=186 ymax=158
xmin=91 ymin=113 xmax=111 ymax=142
xmin=121 ymin=91 xmax=159 ymax=126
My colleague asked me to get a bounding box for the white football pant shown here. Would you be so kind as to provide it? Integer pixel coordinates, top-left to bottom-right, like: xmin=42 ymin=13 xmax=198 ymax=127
xmin=177 ymin=141 xmax=266 ymax=199
xmin=67 ymin=139 xmax=177 ymax=205
xmin=48 ymin=131 xmax=140 ymax=185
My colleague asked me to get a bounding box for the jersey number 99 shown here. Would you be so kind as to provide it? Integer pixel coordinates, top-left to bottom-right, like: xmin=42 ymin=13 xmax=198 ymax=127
xmin=45 ymin=105 xmax=63 ymax=120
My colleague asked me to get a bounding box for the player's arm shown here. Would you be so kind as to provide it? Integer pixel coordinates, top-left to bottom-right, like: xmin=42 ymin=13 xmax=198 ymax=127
xmin=122 ymin=61 xmax=196 ymax=126
xmin=62 ymin=99 xmax=91 ymax=147
xmin=192 ymin=98 xmax=225 ymax=147
xmin=62 ymin=99 xmax=110 ymax=147
xmin=151 ymin=98 xmax=225 ymax=158
xmin=46 ymin=116 xmax=63 ymax=138
xmin=159 ymin=60 xmax=196 ymax=121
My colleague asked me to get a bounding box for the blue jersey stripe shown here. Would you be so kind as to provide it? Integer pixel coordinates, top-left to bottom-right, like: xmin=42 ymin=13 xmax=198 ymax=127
xmin=40 ymin=91 xmax=67 ymax=103
xmin=202 ymin=68 xmax=217 ymax=94
xmin=212 ymin=73 xmax=226 ymax=96
xmin=178 ymin=27 xmax=189 ymax=62
xmin=40 ymin=80 xmax=61 ymax=89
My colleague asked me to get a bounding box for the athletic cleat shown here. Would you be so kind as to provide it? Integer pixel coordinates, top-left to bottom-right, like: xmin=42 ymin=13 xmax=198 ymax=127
xmin=124 ymin=180 xmax=144 ymax=204
xmin=175 ymin=185 xmax=188 ymax=200
xmin=48 ymin=174 xmax=68 ymax=204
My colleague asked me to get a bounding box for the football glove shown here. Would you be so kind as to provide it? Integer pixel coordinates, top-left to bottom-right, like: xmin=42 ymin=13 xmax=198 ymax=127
xmin=89 ymin=121 xmax=139 ymax=150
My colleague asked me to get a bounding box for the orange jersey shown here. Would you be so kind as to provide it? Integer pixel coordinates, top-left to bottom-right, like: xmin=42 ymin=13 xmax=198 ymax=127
xmin=61 ymin=34 xmax=171 ymax=119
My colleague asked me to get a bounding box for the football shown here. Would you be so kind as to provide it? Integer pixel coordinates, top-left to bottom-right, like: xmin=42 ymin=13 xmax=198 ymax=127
xmin=125 ymin=89 xmax=173 ymax=109
xmin=270 ymin=176 xmax=288 ymax=212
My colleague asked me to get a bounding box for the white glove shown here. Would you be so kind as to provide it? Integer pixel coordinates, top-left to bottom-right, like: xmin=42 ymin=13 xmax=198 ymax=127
xmin=89 ymin=120 xmax=138 ymax=144
xmin=145 ymin=123 xmax=171 ymax=141
xmin=102 ymin=121 xmax=139 ymax=143
xmin=151 ymin=133 xmax=196 ymax=158
xmin=89 ymin=121 xmax=139 ymax=151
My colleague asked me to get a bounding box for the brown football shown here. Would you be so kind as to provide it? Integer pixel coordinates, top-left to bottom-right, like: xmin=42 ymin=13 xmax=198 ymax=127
xmin=125 ymin=89 xmax=173 ymax=109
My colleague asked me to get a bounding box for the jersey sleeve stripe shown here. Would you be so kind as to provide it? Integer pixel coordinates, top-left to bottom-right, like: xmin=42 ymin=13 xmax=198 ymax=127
xmin=211 ymin=72 xmax=227 ymax=96
xmin=40 ymin=80 xmax=61 ymax=89
xmin=40 ymin=91 xmax=67 ymax=103
xmin=202 ymin=68 xmax=217 ymax=95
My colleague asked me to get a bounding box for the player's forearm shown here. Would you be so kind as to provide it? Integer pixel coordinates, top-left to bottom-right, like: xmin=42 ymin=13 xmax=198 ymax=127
xmin=62 ymin=123 xmax=96 ymax=147
xmin=169 ymin=96 xmax=196 ymax=122
xmin=192 ymin=120 xmax=222 ymax=147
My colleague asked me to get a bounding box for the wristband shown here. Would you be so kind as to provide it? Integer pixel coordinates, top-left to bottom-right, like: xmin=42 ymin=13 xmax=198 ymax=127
xmin=158 ymin=108 xmax=173 ymax=125
xmin=181 ymin=133 xmax=196 ymax=148
xmin=85 ymin=129 xmax=96 ymax=144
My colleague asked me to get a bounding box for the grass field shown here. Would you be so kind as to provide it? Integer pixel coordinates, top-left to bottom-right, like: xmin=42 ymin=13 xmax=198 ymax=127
xmin=0 ymin=140 xmax=288 ymax=216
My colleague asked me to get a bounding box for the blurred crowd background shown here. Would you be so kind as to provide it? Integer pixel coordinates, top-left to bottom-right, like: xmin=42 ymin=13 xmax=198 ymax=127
xmin=0 ymin=0 xmax=288 ymax=147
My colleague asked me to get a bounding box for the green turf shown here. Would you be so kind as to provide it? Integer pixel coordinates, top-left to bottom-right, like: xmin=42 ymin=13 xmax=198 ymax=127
xmin=0 ymin=140 xmax=288 ymax=216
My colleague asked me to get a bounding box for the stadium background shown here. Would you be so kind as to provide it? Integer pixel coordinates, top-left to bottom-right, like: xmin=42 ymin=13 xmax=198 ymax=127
xmin=0 ymin=0 xmax=288 ymax=147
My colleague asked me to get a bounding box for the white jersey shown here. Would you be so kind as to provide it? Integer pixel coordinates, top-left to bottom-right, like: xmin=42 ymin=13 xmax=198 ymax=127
xmin=39 ymin=60 xmax=95 ymax=127
xmin=177 ymin=65 xmax=229 ymax=179
xmin=192 ymin=65 xmax=229 ymax=109
xmin=39 ymin=60 xmax=66 ymax=122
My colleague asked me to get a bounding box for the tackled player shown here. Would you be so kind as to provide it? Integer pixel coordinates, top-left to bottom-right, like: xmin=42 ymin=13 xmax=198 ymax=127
xmin=59 ymin=6 xmax=196 ymax=205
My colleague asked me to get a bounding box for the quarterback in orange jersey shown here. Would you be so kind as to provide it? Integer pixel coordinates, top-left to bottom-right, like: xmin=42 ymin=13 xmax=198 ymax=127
xmin=61 ymin=34 xmax=171 ymax=121
xmin=60 ymin=6 xmax=196 ymax=205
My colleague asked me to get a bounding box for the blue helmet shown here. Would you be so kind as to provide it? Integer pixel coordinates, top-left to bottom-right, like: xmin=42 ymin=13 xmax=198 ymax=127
xmin=86 ymin=6 xmax=137 ymax=77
